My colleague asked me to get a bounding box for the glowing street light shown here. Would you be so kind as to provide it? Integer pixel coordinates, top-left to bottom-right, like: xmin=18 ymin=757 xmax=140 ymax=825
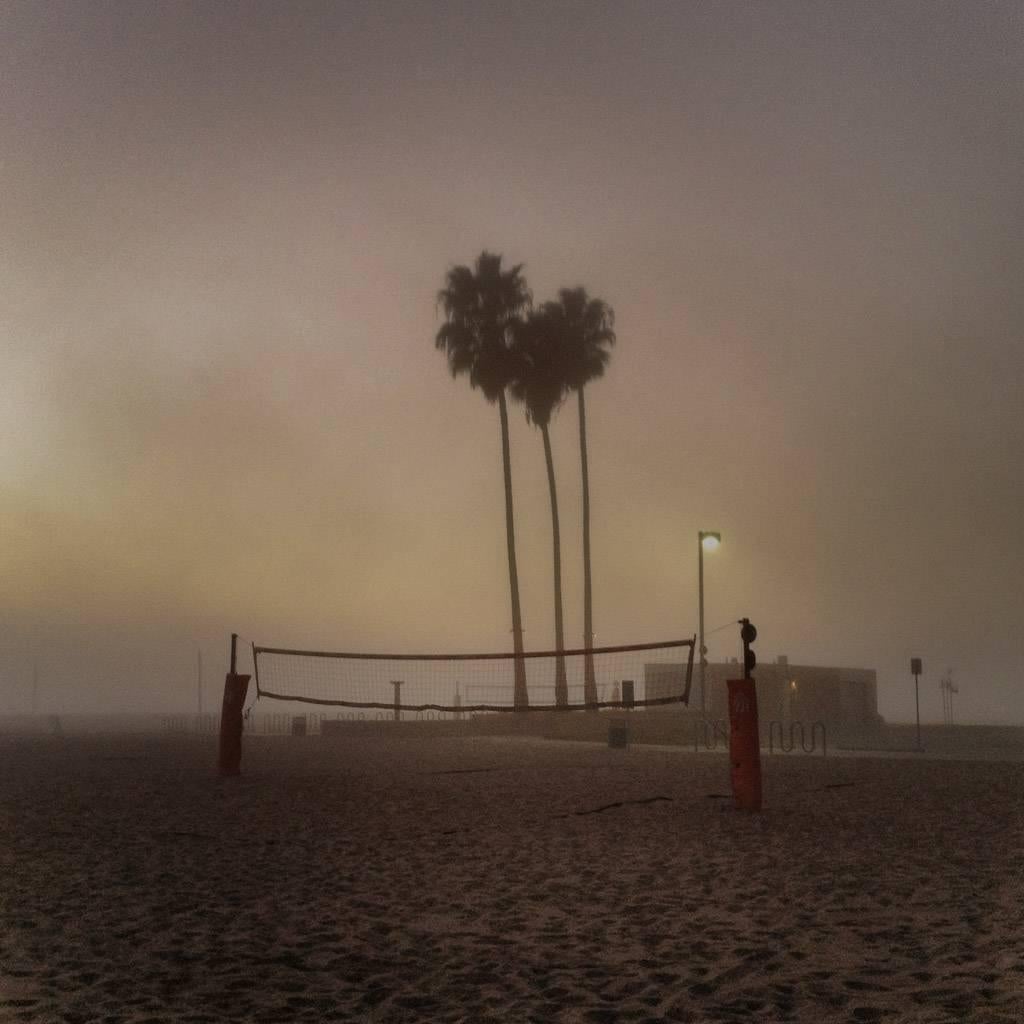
xmin=698 ymin=530 xmax=721 ymax=715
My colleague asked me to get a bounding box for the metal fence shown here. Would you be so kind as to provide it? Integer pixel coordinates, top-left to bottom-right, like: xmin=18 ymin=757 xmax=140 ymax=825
xmin=161 ymin=713 xmax=219 ymax=734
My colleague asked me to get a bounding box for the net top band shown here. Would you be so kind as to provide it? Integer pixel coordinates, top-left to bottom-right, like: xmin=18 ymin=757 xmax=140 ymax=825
xmin=253 ymin=637 xmax=695 ymax=663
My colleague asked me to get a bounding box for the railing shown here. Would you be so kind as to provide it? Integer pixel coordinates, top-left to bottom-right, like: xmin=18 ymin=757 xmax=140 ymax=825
xmin=768 ymin=720 xmax=827 ymax=757
xmin=253 ymin=713 xmax=330 ymax=735
xmin=161 ymin=712 xmax=345 ymax=735
xmin=161 ymin=713 xmax=219 ymax=734
xmin=321 ymin=711 xmax=398 ymax=722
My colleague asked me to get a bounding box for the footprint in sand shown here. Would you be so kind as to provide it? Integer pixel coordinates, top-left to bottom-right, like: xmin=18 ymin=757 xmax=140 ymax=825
xmin=851 ymin=1008 xmax=885 ymax=1021
xmin=844 ymin=977 xmax=891 ymax=992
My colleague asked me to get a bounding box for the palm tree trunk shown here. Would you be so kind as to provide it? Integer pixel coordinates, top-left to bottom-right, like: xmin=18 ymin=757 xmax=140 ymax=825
xmin=498 ymin=391 xmax=529 ymax=709
xmin=541 ymin=424 xmax=568 ymax=707
xmin=578 ymin=387 xmax=598 ymax=707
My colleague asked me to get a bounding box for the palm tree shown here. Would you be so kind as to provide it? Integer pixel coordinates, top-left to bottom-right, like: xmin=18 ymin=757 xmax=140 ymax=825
xmin=536 ymin=288 xmax=616 ymax=707
xmin=510 ymin=310 xmax=571 ymax=707
xmin=436 ymin=252 xmax=531 ymax=709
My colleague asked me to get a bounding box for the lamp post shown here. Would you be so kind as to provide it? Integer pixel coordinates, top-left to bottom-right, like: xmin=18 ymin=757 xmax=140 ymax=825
xmin=698 ymin=530 xmax=721 ymax=715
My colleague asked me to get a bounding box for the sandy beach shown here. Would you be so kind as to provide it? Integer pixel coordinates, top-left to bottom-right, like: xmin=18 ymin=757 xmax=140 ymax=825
xmin=2 ymin=730 xmax=1022 ymax=1023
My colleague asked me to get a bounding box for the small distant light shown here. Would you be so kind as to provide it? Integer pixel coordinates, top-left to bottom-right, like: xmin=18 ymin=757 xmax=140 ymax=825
xmin=790 ymin=680 xmax=797 ymax=691
xmin=701 ymin=532 xmax=721 ymax=552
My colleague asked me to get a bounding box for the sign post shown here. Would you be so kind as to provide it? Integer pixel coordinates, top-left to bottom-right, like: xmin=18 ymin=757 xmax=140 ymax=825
xmin=910 ymin=657 xmax=922 ymax=751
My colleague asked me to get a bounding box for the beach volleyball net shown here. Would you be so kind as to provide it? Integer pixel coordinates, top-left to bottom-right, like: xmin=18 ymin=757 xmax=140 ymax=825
xmin=252 ymin=638 xmax=695 ymax=714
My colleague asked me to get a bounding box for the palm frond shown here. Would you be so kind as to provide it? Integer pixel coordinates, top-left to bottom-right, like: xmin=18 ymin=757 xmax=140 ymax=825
xmin=508 ymin=310 xmax=572 ymax=428
xmin=535 ymin=286 xmax=616 ymax=392
xmin=435 ymin=250 xmax=531 ymax=402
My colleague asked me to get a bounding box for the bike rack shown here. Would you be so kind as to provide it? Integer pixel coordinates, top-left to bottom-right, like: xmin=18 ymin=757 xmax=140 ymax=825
xmin=768 ymin=720 xmax=827 ymax=757
xmin=693 ymin=718 xmax=730 ymax=752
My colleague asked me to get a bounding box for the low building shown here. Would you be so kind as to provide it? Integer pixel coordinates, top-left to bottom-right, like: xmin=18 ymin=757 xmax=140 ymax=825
xmin=644 ymin=656 xmax=880 ymax=730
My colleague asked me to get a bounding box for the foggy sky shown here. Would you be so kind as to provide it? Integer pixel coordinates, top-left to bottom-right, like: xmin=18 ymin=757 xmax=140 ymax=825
xmin=3 ymin=1 xmax=1023 ymax=722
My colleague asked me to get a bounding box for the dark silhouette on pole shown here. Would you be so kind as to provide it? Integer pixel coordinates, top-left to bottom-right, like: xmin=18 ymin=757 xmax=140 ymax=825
xmin=740 ymin=618 xmax=757 ymax=679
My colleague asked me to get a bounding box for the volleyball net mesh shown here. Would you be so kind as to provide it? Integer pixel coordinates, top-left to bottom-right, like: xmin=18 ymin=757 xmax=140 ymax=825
xmin=253 ymin=638 xmax=695 ymax=714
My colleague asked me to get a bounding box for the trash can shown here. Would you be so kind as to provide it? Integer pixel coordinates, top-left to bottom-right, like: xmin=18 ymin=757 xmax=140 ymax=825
xmin=608 ymin=721 xmax=629 ymax=749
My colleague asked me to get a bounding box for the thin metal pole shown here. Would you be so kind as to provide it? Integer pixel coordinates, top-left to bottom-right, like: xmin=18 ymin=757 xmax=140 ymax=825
xmin=230 ymin=633 xmax=238 ymax=676
xmin=914 ymin=671 xmax=921 ymax=750
xmin=197 ymin=649 xmax=203 ymax=715
xmin=698 ymin=534 xmax=705 ymax=715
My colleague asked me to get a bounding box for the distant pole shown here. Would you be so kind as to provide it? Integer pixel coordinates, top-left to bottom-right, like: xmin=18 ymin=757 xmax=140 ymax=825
xmin=391 ymin=680 xmax=403 ymax=722
xmin=698 ymin=535 xmax=705 ymax=714
xmin=230 ymin=633 xmax=238 ymax=676
xmin=910 ymin=657 xmax=922 ymax=751
xmin=915 ymin=674 xmax=920 ymax=749
xmin=940 ymin=670 xmax=956 ymax=727
xmin=197 ymin=649 xmax=203 ymax=715
xmin=31 ymin=661 xmax=39 ymax=715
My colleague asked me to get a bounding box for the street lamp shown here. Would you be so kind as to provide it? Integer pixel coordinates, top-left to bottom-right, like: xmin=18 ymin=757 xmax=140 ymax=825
xmin=698 ymin=530 xmax=721 ymax=715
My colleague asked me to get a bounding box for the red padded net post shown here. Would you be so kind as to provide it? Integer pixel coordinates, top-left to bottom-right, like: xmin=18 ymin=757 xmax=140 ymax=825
xmin=218 ymin=673 xmax=250 ymax=777
xmin=727 ymin=677 xmax=762 ymax=811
